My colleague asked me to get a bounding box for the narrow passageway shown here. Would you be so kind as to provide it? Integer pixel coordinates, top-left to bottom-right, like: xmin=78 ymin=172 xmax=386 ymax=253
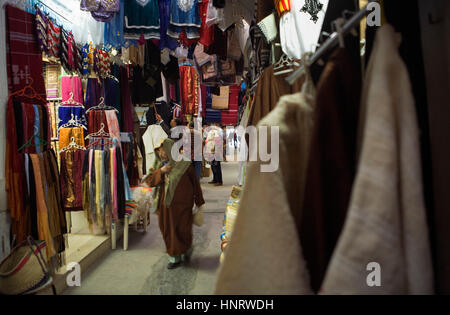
xmin=63 ymin=161 xmax=238 ymax=295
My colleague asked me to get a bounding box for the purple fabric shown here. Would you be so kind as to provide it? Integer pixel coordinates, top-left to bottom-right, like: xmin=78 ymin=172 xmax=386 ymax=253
xmin=159 ymin=0 xmax=178 ymax=51
xmin=91 ymin=10 xmax=115 ymax=22
xmin=85 ymin=78 xmax=102 ymax=110
xmin=80 ymin=0 xmax=100 ymax=11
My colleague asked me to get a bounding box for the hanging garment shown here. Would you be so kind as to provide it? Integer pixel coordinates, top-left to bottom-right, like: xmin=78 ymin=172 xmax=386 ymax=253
xmin=199 ymin=0 xmax=214 ymax=47
xmin=168 ymin=0 xmax=202 ymax=39
xmin=103 ymin=76 xmax=121 ymax=113
xmin=162 ymin=55 xmax=180 ymax=85
xmin=46 ymin=18 xmax=61 ymax=60
xmin=60 ymin=150 xmax=86 ymax=211
xmin=227 ymin=27 xmax=242 ymax=61
xmin=6 ymin=98 xmax=26 ymax=243
xmin=215 ymin=73 xmax=314 ymax=295
xmin=60 ymin=29 xmax=72 ymax=74
xmin=280 ymin=0 xmax=329 ymax=60
xmin=205 ymin=25 xmax=228 ymax=60
xmin=88 ymin=110 xmax=109 ymax=136
xmin=124 ymin=0 xmax=160 ymax=40
xmin=159 ymin=0 xmax=178 ymax=51
xmin=105 ymin=110 xmax=121 ymax=145
xmin=321 ymin=24 xmax=434 ymax=295
xmin=59 ymin=127 xmax=85 ymax=149
xmin=85 ymin=78 xmax=102 ymax=109
xmin=61 ymin=76 xmax=84 ymax=104
xmin=5 ymin=5 xmax=47 ymax=104
xmin=179 ymin=65 xmax=199 ymax=115
xmin=248 ymin=64 xmax=304 ymax=127
xmin=58 ymin=106 xmax=87 ymax=132
xmin=297 ymin=48 xmax=362 ymax=293
xmin=104 ymin=0 xmax=125 ymax=50
xmin=35 ymin=5 xmax=48 ymax=54
xmin=30 ymin=154 xmax=56 ymax=260
xmin=120 ymin=67 xmax=134 ymax=133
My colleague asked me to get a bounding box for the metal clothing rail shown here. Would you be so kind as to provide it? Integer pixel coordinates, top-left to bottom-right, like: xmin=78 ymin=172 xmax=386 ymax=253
xmin=35 ymin=0 xmax=72 ymax=24
xmin=285 ymin=2 xmax=373 ymax=85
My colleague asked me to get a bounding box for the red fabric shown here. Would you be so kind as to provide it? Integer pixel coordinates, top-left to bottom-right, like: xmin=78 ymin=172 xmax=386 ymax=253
xmin=221 ymin=110 xmax=238 ymax=126
xmin=228 ymin=84 xmax=240 ymax=110
xmin=88 ymin=110 xmax=109 ymax=136
xmin=46 ymin=16 xmax=61 ymax=58
xmin=5 ymin=5 xmax=46 ymax=104
xmin=199 ymin=0 xmax=214 ymax=47
xmin=179 ymin=29 xmax=197 ymax=47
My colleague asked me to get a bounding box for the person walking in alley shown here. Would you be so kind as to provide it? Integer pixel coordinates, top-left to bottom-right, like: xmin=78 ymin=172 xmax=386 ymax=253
xmin=205 ymin=124 xmax=223 ymax=186
xmin=143 ymin=138 xmax=205 ymax=269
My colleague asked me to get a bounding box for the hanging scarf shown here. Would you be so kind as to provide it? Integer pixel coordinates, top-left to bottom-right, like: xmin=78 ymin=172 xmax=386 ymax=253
xmin=148 ymin=138 xmax=191 ymax=210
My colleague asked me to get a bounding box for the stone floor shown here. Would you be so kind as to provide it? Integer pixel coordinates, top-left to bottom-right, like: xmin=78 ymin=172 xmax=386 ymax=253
xmin=63 ymin=160 xmax=239 ymax=295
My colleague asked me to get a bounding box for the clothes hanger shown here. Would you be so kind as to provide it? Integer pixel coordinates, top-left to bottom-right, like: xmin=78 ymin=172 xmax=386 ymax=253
xmin=60 ymin=137 xmax=86 ymax=152
xmin=85 ymin=97 xmax=119 ymax=114
xmin=60 ymin=92 xmax=84 ymax=108
xmin=8 ymin=77 xmax=47 ymax=104
xmin=18 ymin=125 xmax=49 ymax=152
xmin=286 ymin=3 xmax=370 ymax=85
xmin=59 ymin=113 xmax=87 ymax=130
xmin=85 ymin=123 xmax=112 ymax=140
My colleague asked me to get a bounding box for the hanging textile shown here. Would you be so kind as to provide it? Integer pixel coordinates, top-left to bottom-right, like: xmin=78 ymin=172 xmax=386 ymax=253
xmin=321 ymin=24 xmax=433 ymax=295
xmin=59 ymin=127 xmax=85 ymax=149
xmin=198 ymin=0 xmax=214 ymax=47
xmin=179 ymin=65 xmax=199 ymax=115
xmin=168 ymin=0 xmax=202 ymax=40
xmin=85 ymin=78 xmax=102 ymax=109
xmin=159 ymin=0 xmax=178 ymax=51
xmin=299 ymin=48 xmax=362 ymax=293
xmin=104 ymin=0 xmax=125 ymax=50
xmin=247 ymin=64 xmax=304 ymax=127
xmin=5 ymin=5 xmax=47 ymax=104
xmin=60 ymin=150 xmax=86 ymax=211
xmin=124 ymin=0 xmax=160 ymax=40
xmin=61 ymin=76 xmax=84 ymax=104
xmin=215 ymin=71 xmax=314 ymax=295
xmin=58 ymin=106 xmax=88 ymax=131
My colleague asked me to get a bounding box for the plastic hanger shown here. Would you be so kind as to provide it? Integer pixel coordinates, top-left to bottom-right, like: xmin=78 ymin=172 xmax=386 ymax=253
xmin=8 ymin=77 xmax=47 ymax=104
xmin=60 ymin=92 xmax=84 ymax=108
xmin=85 ymin=97 xmax=119 ymax=114
xmin=85 ymin=123 xmax=112 ymax=140
xmin=60 ymin=137 xmax=86 ymax=152
xmin=59 ymin=113 xmax=87 ymax=130
xmin=18 ymin=125 xmax=49 ymax=152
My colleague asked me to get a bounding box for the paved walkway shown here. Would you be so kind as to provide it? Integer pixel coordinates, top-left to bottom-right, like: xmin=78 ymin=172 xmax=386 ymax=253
xmin=63 ymin=161 xmax=239 ymax=295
